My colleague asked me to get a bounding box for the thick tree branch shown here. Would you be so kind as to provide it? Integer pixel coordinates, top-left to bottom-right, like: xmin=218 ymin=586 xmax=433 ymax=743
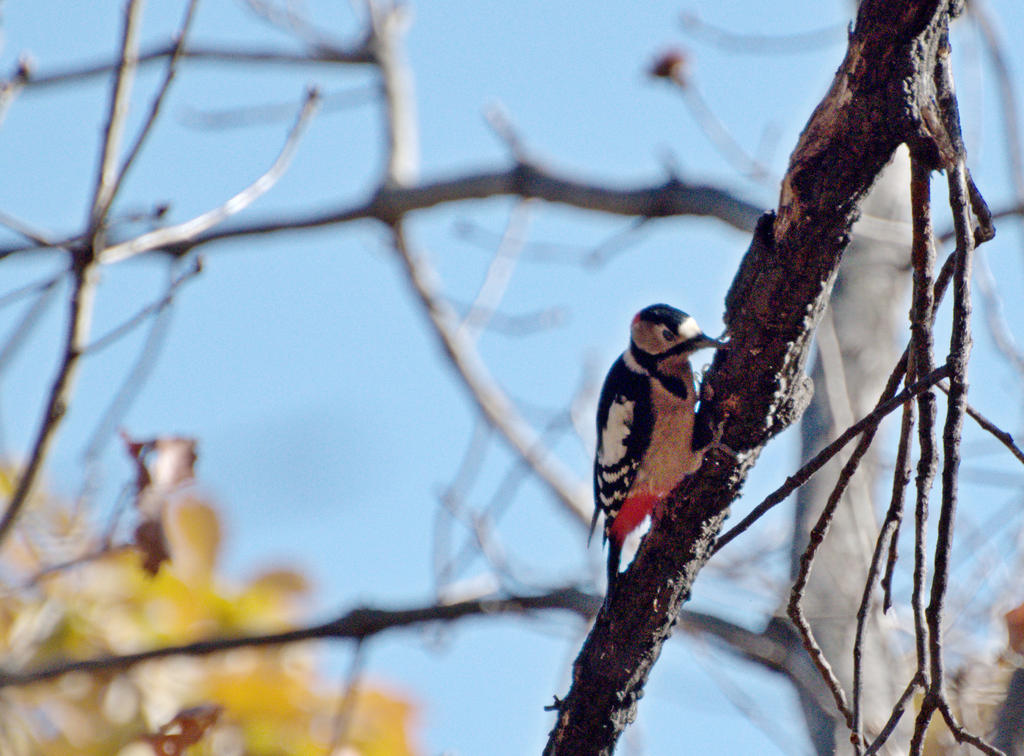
xmin=543 ymin=2 xmax=975 ymax=753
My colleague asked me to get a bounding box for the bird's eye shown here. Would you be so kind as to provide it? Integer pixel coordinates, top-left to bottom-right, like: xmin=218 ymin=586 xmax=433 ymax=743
xmin=662 ymin=328 xmax=676 ymax=341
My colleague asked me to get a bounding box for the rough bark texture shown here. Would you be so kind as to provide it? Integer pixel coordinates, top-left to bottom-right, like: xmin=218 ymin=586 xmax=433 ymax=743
xmin=544 ymin=1 xmax=965 ymax=753
xmin=994 ymin=670 xmax=1024 ymax=756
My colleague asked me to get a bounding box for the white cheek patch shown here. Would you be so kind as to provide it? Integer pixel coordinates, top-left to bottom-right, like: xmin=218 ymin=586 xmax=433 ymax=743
xmin=598 ymin=398 xmax=634 ymax=466
xmin=677 ymin=316 xmax=701 ymax=341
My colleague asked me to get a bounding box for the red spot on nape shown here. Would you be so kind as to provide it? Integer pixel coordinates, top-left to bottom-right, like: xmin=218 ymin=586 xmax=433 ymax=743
xmin=609 ymin=492 xmax=663 ymax=546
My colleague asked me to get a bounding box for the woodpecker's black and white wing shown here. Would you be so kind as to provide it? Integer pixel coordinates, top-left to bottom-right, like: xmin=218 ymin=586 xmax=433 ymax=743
xmin=590 ymin=356 xmax=653 ymax=545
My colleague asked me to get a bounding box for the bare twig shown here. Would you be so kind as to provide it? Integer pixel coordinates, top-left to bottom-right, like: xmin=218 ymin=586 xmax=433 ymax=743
xmin=442 ymin=409 xmax=579 ymax=587
xmin=329 ymin=642 xmax=366 ymax=755
xmin=863 ymin=673 xmax=925 ymax=756
xmin=104 ymin=0 xmax=201 ymax=209
xmin=82 ymin=260 xmax=203 ymax=462
xmin=243 ymin=0 xmax=343 ymax=47
xmin=370 ymin=2 xmax=418 ymax=186
xmin=937 ymin=380 xmax=1024 ymax=466
xmin=15 ymin=42 xmax=375 ymax=90
xmin=0 ymin=271 xmax=64 ymax=312
xmin=788 ymin=420 xmax=881 ymax=739
xmin=937 ymin=697 xmax=1004 ymax=756
xmin=434 ymin=419 xmax=492 ymax=590
xmin=853 ymin=399 xmax=915 ymax=748
xmin=969 ymin=2 xmax=1024 ymax=214
xmin=652 ymin=55 xmax=771 ymax=181
xmin=0 ymin=258 xmax=99 ymax=547
xmin=457 ymin=200 xmax=533 ymax=346
xmin=0 ymin=274 xmax=63 ymax=375
xmin=919 ymin=156 xmax=975 ymax=732
xmin=84 ymin=258 xmax=201 ymax=355
xmin=714 ymin=364 xmax=949 ymax=554
xmin=456 ymin=214 xmax=656 ymax=268
xmin=389 ymin=223 xmax=591 ymax=525
xmin=89 ymin=0 xmax=145 ymax=234
xmin=908 ymin=155 xmax=938 ymax=690
xmin=0 ymin=166 xmax=764 ymax=261
xmin=974 ymin=251 xmax=1024 ymax=380
xmin=98 ymin=89 xmax=320 ymax=264
xmin=0 ymin=209 xmax=60 ymax=247
xmin=0 ymin=0 xmax=152 ymax=549
xmin=0 ymin=586 xmax=600 ymax=688
xmin=0 ymin=59 xmax=30 ymax=128
xmin=880 ymin=402 xmax=915 ymax=611
xmin=371 ymin=0 xmax=589 ymax=532
xmin=680 ymin=12 xmax=847 ymax=54
xmin=180 ymin=84 xmax=376 ymax=129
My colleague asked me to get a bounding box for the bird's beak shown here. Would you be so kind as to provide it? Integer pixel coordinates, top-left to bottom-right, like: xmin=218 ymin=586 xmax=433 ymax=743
xmin=697 ymin=334 xmax=726 ymax=351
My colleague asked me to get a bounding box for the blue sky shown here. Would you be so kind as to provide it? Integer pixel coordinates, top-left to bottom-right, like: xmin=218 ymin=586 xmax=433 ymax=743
xmin=2 ymin=1 xmax=1024 ymax=755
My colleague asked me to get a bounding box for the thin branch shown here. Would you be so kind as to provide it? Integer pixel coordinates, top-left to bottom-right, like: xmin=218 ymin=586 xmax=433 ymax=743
xmin=83 ymin=258 xmax=202 ymax=355
xmin=180 ymin=84 xmax=376 ymax=130
xmin=0 ymin=209 xmax=60 ymax=247
xmin=0 ymin=166 xmax=764 ymax=261
xmin=0 ymin=274 xmax=63 ymax=375
xmin=389 ymin=222 xmax=591 ymax=526
xmin=651 ymin=54 xmax=771 ymax=181
xmin=923 ymin=156 xmax=975 ymax=705
xmin=457 ymin=200 xmax=533 ymax=345
xmin=714 ymin=364 xmax=949 ymax=554
xmin=82 ymin=260 xmax=203 ymax=463
xmin=974 ymin=250 xmax=1024 ymax=380
xmin=880 ymin=401 xmax=916 ymax=611
xmin=937 ymin=381 xmax=1024 ymax=465
xmin=0 ymin=0 xmax=152 ymax=549
xmin=98 ymin=89 xmax=320 ymax=264
xmin=152 ymin=168 xmax=762 ymax=251
xmin=14 ymin=42 xmax=375 ymax=90
xmin=370 ymin=2 xmax=418 ymax=186
xmin=89 ymin=0 xmax=145 ymax=235
xmin=455 ymin=215 xmax=654 ymax=268
xmin=0 ymin=257 xmax=100 ymax=548
xmin=908 ymin=154 xmax=938 ymax=685
xmin=104 ymin=0 xmax=201 ymax=209
xmin=443 ymin=409 xmax=578 ymax=586
xmin=969 ymin=2 xmax=1024 ymax=213
xmin=0 ymin=587 xmax=600 ymax=688
xmin=329 ymin=642 xmax=366 ymax=755
xmin=243 ymin=0 xmax=348 ymax=48
xmin=680 ymin=12 xmax=847 ymax=55
xmin=434 ymin=419 xmax=492 ymax=591
xmin=937 ymin=697 xmax=1005 ymax=756
xmin=0 ymin=59 xmax=30 ymax=128
xmin=863 ymin=673 xmax=925 ymax=756
xmin=0 ymin=271 xmax=65 ymax=312
xmin=853 ymin=399 xmax=915 ymax=747
xmin=788 ymin=421 xmax=880 ymax=739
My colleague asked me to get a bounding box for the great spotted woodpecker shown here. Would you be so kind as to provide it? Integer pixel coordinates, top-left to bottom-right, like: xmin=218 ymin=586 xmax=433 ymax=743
xmin=590 ymin=304 xmax=723 ymax=591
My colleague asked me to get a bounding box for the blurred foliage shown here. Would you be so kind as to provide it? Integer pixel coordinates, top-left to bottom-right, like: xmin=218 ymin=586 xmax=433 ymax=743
xmin=0 ymin=453 xmax=420 ymax=756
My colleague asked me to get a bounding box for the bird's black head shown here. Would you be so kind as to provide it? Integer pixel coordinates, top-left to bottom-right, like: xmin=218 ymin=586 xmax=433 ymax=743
xmin=630 ymin=303 xmax=722 ymax=357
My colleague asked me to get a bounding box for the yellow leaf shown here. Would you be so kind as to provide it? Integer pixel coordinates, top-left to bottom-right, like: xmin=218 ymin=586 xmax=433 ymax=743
xmin=165 ymin=498 xmax=220 ymax=585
